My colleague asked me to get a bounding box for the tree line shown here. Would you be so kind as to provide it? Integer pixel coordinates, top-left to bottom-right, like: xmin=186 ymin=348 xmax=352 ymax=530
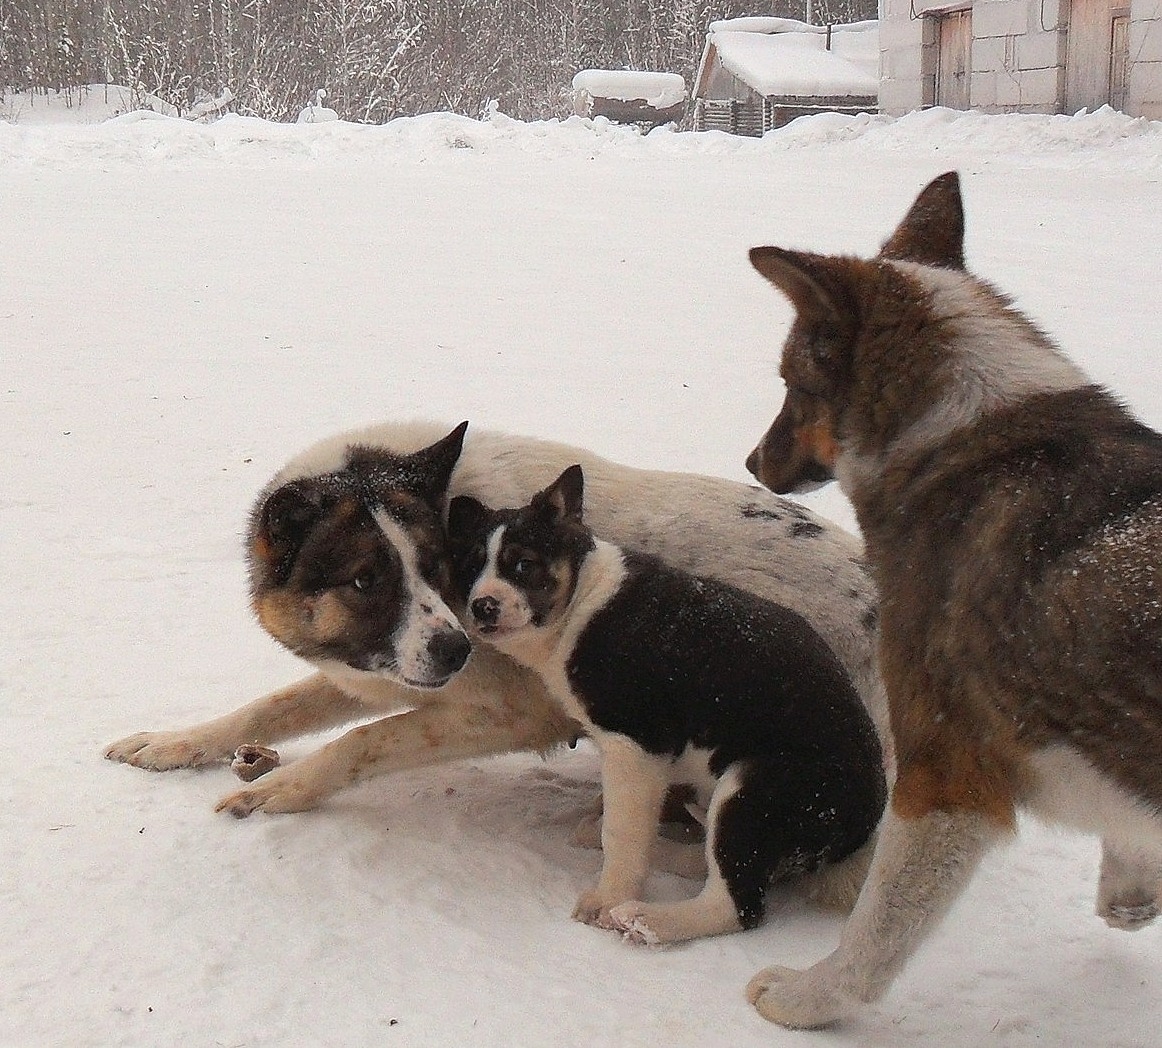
xmin=0 ymin=0 xmax=876 ymax=123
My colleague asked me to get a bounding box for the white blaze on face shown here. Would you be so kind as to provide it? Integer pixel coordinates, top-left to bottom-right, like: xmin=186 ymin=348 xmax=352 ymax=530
xmin=466 ymin=526 xmax=536 ymax=635
xmin=373 ymin=510 xmax=466 ymax=686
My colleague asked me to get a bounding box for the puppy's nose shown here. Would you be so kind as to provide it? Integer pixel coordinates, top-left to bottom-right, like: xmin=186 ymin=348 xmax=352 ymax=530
xmin=745 ymin=446 xmax=760 ymax=478
xmin=427 ymin=630 xmax=471 ymax=676
xmin=471 ymin=595 xmax=500 ymax=626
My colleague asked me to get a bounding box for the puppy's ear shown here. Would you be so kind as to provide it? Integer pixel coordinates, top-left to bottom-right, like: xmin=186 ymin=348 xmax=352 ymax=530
xmin=397 ymin=421 xmax=469 ymax=506
xmin=537 ymin=464 xmax=584 ymax=523
xmin=878 ymin=171 xmax=965 ymax=270
xmin=251 ymin=480 xmax=327 ymax=585
xmin=446 ymin=494 xmax=490 ymax=544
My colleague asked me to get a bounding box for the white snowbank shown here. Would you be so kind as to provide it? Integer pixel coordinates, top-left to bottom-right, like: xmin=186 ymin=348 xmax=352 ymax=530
xmin=2 ymin=103 xmax=1159 ymax=168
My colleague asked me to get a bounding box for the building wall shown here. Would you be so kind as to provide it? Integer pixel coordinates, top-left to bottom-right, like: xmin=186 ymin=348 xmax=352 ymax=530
xmin=879 ymin=0 xmax=932 ymax=113
xmin=793 ymin=0 xmax=1162 ymax=118
xmin=1131 ymin=0 xmax=1162 ymax=118
xmin=881 ymin=0 xmax=1066 ymax=114
xmin=999 ymin=0 xmax=1065 ymax=112
xmin=878 ymin=0 xmax=1162 ymax=117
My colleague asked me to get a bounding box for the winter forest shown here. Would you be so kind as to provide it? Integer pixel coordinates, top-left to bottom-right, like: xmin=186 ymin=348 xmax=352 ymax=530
xmin=2 ymin=0 xmax=877 ymax=123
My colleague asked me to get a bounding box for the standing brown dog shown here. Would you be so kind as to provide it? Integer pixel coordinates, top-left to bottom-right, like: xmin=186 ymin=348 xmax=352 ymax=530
xmin=745 ymin=171 xmax=1162 ymax=1027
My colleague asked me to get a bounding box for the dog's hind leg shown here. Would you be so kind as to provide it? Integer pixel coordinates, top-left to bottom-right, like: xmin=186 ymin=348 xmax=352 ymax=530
xmin=1097 ymin=835 xmax=1162 ymax=931
xmin=105 ymin=672 xmax=369 ymax=771
xmin=747 ymin=802 xmax=1011 ymax=1028
xmin=611 ymin=766 xmax=750 ymax=944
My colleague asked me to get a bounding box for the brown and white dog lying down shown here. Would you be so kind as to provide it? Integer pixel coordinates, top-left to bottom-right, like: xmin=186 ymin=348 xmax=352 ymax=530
xmin=106 ymin=420 xmax=889 ymax=901
xmin=745 ymin=171 xmax=1162 ymax=1028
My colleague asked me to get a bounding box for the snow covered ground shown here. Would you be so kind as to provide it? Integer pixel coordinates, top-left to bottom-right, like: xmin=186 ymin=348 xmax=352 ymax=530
xmin=3 ymin=95 xmax=1162 ymax=1047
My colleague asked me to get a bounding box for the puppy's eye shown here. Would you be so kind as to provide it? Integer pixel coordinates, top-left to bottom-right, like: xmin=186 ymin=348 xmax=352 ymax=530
xmin=513 ymin=558 xmax=536 ymax=578
xmin=350 ymin=571 xmax=376 ymax=593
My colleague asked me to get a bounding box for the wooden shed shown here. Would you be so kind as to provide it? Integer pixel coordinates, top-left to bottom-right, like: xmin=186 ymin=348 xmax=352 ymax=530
xmin=692 ymin=18 xmax=879 ymax=136
xmin=572 ymin=69 xmax=688 ymax=126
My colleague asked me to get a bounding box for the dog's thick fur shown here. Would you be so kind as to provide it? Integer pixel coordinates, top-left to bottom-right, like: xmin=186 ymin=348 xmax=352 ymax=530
xmin=744 ymin=172 xmax=1162 ymax=1028
xmin=447 ymin=465 xmax=886 ymax=943
xmin=106 ymin=422 xmax=888 ymax=837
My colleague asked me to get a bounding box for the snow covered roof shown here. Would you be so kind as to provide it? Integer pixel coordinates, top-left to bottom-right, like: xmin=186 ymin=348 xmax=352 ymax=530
xmin=696 ymin=18 xmax=879 ymax=100
xmin=571 ymin=69 xmax=687 ymax=109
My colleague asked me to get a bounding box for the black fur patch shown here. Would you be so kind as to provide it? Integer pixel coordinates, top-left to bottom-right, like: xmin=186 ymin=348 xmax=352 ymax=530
xmin=740 ymin=502 xmax=783 ymax=522
xmin=791 ymin=519 xmax=825 ymax=539
xmin=569 ymin=552 xmax=885 ymax=927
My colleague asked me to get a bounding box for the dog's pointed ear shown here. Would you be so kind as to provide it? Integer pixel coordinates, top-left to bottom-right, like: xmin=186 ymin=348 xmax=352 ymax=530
xmin=252 ymin=480 xmax=328 ymax=584
xmin=536 ymin=464 xmax=585 ymax=523
xmin=398 ymin=421 xmax=469 ymax=506
xmin=749 ymin=247 xmax=860 ymax=368
xmin=878 ymin=171 xmax=965 ymax=270
xmin=446 ymin=494 xmax=490 ymax=544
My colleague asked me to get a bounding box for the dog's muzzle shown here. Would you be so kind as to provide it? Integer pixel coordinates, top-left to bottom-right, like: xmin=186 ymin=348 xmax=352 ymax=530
xmin=426 ymin=630 xmax=472 ymax=676
xmin=470 ymin=595 xmax=500 ymax=634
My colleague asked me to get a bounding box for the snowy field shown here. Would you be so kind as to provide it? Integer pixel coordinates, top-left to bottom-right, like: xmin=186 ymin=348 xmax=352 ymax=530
xmin=3 ymin=94 xmax=1162 ymax=1047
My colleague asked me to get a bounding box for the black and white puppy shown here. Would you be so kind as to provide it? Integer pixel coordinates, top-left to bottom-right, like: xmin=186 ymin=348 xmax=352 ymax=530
xmin=447 ymin=465 xmax=886 ymax=944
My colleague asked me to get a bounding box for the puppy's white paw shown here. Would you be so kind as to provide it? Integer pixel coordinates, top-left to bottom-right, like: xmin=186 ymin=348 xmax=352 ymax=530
xmin=746 ymin=964 xmax=858 ymax=1030
xmin=608 ymin=903 xmax=662 ymax=947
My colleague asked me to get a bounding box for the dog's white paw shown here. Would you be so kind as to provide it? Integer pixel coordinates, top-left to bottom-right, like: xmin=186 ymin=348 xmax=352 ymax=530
xmin=214 ymin=767 xmax=323 ymax=818
xmin=104 ymin=731 xmax=224 ymax=771
xmin=746 ymin=964 xmax=859 ymax=1030
xmin=1100 ymin=898 xmax=1160 ymax=931
xmin=608 ymin=903 xmax=662 ymax=947
xmin=572 ymin=888 xmax=624 ymax=929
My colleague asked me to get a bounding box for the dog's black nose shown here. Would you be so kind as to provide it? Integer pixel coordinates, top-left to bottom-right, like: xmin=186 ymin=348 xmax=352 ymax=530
xmin=428 ymin=630 xmax=471 ymax=675
xmin=471 ymin=595 xmax=500 ymax=626
xmin=745 ymin=447 xmax=760 ymax=477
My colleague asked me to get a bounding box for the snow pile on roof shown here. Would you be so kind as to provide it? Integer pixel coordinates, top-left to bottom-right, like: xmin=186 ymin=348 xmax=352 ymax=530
xmin=708 ymin=16 xmax=877 ymax=36
xmin=571 ymin=70 xmax=687 ymax=109
xmin=706 ymin=19 xmax=879 ymax=99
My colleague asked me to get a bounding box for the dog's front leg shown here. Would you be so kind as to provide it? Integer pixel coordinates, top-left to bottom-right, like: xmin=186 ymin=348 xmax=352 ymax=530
xmin=104 ymin=672 xmax=368 ymax=771
xmin=747 ymin=803 xmax=1011 ymax=1028
xmin=1097 ymin=836 xmax=1162 ymax=931
xmin=573 ymin=736 xmax=669 ymax=929
xmin=215 ymin=677 xmax=574 ymax=817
